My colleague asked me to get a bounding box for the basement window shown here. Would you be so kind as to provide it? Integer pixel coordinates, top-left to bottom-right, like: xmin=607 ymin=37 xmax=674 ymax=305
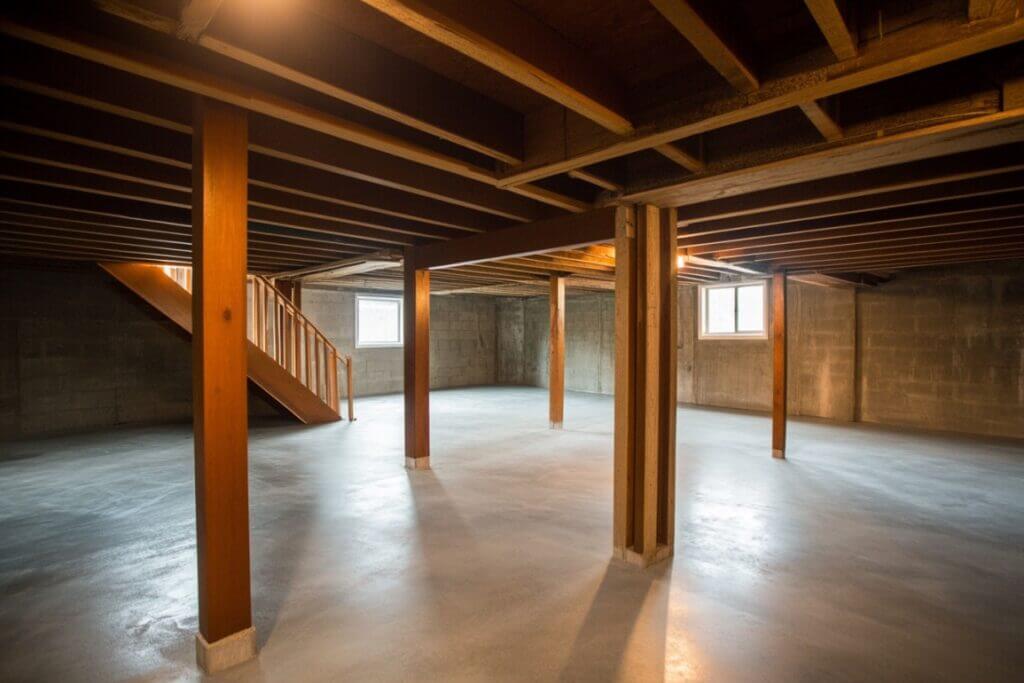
xmin=355 ymin=295 xmax=403 ymax=348
xmin=699 ymin=281 xmax=767 ymax=339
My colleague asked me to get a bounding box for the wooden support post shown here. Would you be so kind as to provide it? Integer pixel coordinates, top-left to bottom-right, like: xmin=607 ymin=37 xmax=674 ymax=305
xmin=190 ymin=97 xmax=255 ymax=673
xmin=613 ymin=204 xmax=677 ymax=569
xmin=549 ymin=275 xmax=565 ymax=428
xmin=291 ymin=281 xmax=302 ymax=310
xmin=772 ymin=271 xmax=788 ymax=459
xmin=345 ymin=355 xmax=355 ymax=421
xmin=404 ymin=246 xmax=430 ymax=469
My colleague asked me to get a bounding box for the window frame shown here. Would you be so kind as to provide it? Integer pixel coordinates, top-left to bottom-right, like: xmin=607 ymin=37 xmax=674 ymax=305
xmin=698 ymin=280 xmax=769 ymax=340
xmin=354 ymin=294 xmax=404 ymax=349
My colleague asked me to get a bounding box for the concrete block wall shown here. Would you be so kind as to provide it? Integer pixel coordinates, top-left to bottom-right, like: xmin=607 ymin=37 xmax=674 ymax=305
xmin=521 ymin=294 xmax=615 ymax=395
xmin=501 ymin=261 xmax=1024 ymax=439
xmin=496 ymin=298 xmax=525 ymax=384
xmin=300 ymin=286 xmax=498 ymax=397
xmin=681 ymin=281 xmax=855 ymax=420
xmin=857 ymin=264 xmax=1024 ymax=438
xmin=1 ymin=262 xmax=280 ymax=440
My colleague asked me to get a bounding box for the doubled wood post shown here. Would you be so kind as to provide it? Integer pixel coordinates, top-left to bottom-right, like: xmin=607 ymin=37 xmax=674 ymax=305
xmin=772 ymin=271 xmax=788 ymax=459
xmin=404 ymin=247 xmax=430 ymax=469
xmin=613 ymin=204 xmax=678 ymax=568
xmin=191 ymin=97 xmax=255 ymax=672
xmin=549 ymin=275 xmax=565 ymax=428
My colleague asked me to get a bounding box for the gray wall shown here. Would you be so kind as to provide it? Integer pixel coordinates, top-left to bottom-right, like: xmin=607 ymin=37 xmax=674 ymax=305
xmin=301 ymin=286 xmax=497 ymax=397
xmin=500 ymin=262 xmax=1024 ymax=439
xmin=519 ymin=294 xmax=615 ymax=395
xmin=4 ymin=260 xmax=1020 ymax=441
xmin=0 ymin=265 xmax=504 ymax=440
xmin=1 ymin=262 xmax=280 ymax=440
xmin=857 ymin=264 xmax=1024 ymax=437
xmin=679 ymin=280 xmax=856 ymax=421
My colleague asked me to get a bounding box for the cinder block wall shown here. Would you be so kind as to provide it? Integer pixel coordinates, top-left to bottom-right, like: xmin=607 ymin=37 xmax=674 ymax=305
xmin=857 ymin=264 xmax=1024 ymax=437
xmin=301 ymin=286 xmax=497 ymax=396
xmin=502 ymin=262 xmax=1024 ymax=439
xmin=1 ymin=262 xmax=281 ymax=440
xmin=519 ymin=294 xmax=615 ymax=395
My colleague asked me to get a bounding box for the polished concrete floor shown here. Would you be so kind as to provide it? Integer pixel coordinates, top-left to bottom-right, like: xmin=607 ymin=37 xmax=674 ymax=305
xmin=1 ymin=386 xmax=1022 ymax=682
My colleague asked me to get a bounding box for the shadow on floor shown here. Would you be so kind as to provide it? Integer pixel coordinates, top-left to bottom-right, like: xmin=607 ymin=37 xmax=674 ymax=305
xmin=560 ymin=559 xmax=671 ymax=682
xmin=251 ymin=464 xmax=317 ymax=650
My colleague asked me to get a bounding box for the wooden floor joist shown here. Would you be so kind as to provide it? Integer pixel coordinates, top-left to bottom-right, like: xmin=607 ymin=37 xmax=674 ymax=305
xmin=97 ymin=0 xmax=526 ymax=164
xmin=497 ymin=15 xmax=1024 ymax=186
xmin=0 ymin=17 xmax=588 ymax=214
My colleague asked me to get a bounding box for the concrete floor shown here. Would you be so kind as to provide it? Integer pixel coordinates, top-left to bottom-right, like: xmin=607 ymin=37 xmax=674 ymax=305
xmin=1 ymin=387 xmax=1023 ymax=682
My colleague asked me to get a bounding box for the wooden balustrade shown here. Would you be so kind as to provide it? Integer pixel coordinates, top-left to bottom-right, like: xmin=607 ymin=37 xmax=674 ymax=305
xmin=161 ymin=266 xmax=353 ymax=418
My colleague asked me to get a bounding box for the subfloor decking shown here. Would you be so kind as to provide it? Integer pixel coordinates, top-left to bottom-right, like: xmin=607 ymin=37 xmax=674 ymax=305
xmin=1 ymin=386 xmax=1022 ymax=681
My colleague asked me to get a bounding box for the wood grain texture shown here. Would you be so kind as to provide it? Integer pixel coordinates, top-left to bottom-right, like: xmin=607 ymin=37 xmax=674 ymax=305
xmin=627 ymin=111 xmax=1024 ymax=207
xmin=355 ymin=0 xmax=633 ymax=134
xmin=191 ymin=98 xmax=252 ymax=644
xmin=798 ymin=100 xmax=844 ymax=142
xmin=968 ymin=0 xmax=1022 ymax=21
xmin=549 ymin=275 xmax=565 ymax=427
xmin=404 ymin=247 xmax=430 ymax=464
xmin=613 ymin=205 xmax=676 ymax=566
xmin=803 ymin=0 xmax=857 ymax=60
xmin=654 ymin=143 xmax=705 ymax=173
xmin=98 ymin=0 xmax=524 ymax=163
xmin=0 ymin=17 xmax=583 ymax=214
xmin=613 ymin=206 xmax=636 ymax=554
xmin=499 ymin=16 xmax=1024 ymax=186
xmin=413 ymin=207 xmax=621 ymax=270
xmin=650 ymin=0 xmax=759 ymax=93
xmin=772 ymin=272 xmax=787 ymax=458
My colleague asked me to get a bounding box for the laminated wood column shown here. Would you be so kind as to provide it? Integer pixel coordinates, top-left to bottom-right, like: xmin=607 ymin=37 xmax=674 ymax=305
xmin=772 ymin=271 xmax=788 ymax=459
xmin=404 ymin=246 xmax=430 ymax=469
xmin=613 ymin=204 xmax=678 ymax=568
xmin=549 ymin=275 xmax=565 ymax=428
xmin=191 ymin=97 xmax=255 ymax=673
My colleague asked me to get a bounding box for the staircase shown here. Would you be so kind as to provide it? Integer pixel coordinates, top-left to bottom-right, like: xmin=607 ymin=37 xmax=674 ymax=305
xmin=101 ymin=262 xmax=353 ymax=425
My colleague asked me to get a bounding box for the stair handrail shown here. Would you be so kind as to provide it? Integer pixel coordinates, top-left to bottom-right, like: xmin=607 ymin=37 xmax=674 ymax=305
xmin=161 ymin=266 xmax=354 ymax=420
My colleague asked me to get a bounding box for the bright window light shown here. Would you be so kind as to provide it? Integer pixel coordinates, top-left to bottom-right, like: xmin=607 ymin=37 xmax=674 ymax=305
xmin=356 ymin=295 xmax=403 ymax=348
xmin=700 ymin=281 xmax=767 ymax=339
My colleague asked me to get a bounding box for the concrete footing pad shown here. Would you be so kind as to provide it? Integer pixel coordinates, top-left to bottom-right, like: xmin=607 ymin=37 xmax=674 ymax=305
xmin=196 ymin=626 xmax=256 ymax=674
xmin=405 ymin=456 xmax=431 ymax=470
xmin=614 ymin=544 xmax=673 ymax=569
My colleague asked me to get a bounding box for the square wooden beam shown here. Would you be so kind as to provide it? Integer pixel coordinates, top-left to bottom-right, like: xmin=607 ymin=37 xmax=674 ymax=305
xmin=412 ymin=206 xmax=623 ymax=270
xmin=772 ymin=272 xmax=788 ymax=459
xmin=803 ymin=0 xmax=858 ymax=60
xmin=191 ymin=97 xmax=256 ymax=673
xmin=404 ymin=246 xmax=430 ymax=469
xmin=549 ymin=275 xmax=565 ymax=428
xmin=613 ymin=204 xmax=678 ymax=568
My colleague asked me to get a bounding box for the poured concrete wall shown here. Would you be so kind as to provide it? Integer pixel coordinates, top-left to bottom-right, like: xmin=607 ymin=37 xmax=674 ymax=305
xmin=301 ymin=287 xmax=497 ymax=397
xmin=504 ymin=262 xmax=1023 ymax=438
xmin=1 ymin=262 xmax=281 ymax=440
